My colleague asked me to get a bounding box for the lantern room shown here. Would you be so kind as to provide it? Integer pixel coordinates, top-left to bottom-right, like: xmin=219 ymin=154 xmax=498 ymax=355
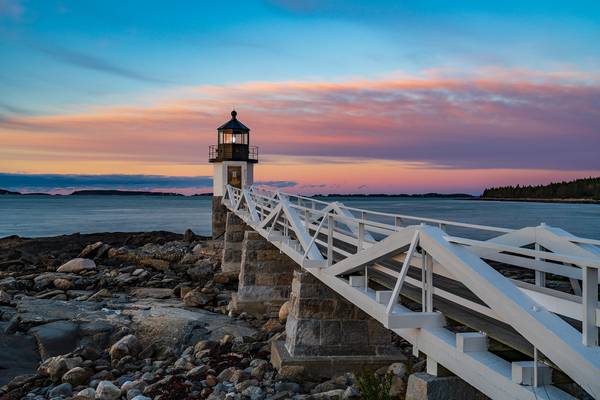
xmin=209 ymin=110 xmax=258 ymax=163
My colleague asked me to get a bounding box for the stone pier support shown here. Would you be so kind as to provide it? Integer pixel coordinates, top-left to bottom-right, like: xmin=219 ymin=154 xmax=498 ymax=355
xmin=212 ymin=196 xmax=228 ymax=240
xmin=271 ymin=269 xmax=403 ymax=379
xmin=221 ymin=212 xmax=251 ymax=276
xmin=231 ymin=231 xmax=297 ymax=317
xmin=405 ymin=373 xmax=487 ymax=400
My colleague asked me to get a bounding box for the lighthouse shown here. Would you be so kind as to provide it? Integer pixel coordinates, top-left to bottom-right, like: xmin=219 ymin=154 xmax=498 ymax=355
xmin=209 ymin=110 xmax=258 ymax=238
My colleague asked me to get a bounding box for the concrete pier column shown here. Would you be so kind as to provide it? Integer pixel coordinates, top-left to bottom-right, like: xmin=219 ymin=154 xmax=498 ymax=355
xmin=221 ymin=212 xmax=251 ymax=276
xmin=271 ymin=269 xmax=403 ymax=379
xmin=231 ymin=231 xmax=297 ymax=317
xmin=212 ymin=196 xmax=228 ymax=240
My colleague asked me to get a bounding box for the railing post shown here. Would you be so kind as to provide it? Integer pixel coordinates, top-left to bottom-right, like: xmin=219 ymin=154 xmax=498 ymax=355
xmin=583 ymin=266 xmax=598 ymax=346
xmin=535 ymin=243 xmax=546 ymax=288
xmin=395 ymin=216 xmax=402 ymax=228
xmin=426 ymin=251 xmax=433 ymax=312
xmin=327 ymin=214 xmax=334 ymax=266
xmin=358 ymin=222 xmax=365 ymax=252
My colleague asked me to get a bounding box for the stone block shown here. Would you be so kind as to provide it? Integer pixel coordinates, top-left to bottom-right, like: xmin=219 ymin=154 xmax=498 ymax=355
xmin=405 ymin=372 xmax=487 ymax=400
xmin=319 ymin=320 xmax=342 ymax=346
xmin=341 ymin=320 xmax=369 ymax=346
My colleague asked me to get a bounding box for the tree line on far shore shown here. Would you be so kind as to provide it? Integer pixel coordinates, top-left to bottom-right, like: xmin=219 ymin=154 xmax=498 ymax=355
xmin=482 ymin=177 xmax=600 ymax=200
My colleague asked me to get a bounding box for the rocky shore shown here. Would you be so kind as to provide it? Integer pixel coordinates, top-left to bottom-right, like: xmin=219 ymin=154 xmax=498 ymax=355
xmin=0 ymin=231 xmax=416 ymax=400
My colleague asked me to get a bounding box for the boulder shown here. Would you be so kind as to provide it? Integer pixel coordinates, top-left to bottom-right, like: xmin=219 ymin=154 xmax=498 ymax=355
xmin=62 ymin=366 xmax=91 ymax=386
xmin=278 ymin=301 xmax=290 ymax=323
xmin=110 ymin=334 xmax=142 ymax=361
xmin=48 ymin=382 xmax=73 ymax=398
xmin=38 ymin=355 xmax=82 ymax=382
xmin=0 ymin=277 xmax=17 ymax=290
xmin=33 ymin=272 xmax=77 ymax=290
xmin=57 ymin=258 xmax=96 ymax=273
xmin=187 ymin=263 xmax=213 ymax=282
xmin=74 ymin=388 xmax=96 ymax=400
xmin=130 ymin=288 xmax=173 ymax=299
xmin=96 ymin=380 xmax=122 ymax=400
xmin=0 ymin=333 xmax=39 ymax=386
xmin=388 ymin=362 xmax=407 ymax=378
xmin=78 ymin=241 xmax=104 ymax=258
xmin=88 ymin=288 xmax=111 ymax=301
xmin=140 ymin=257 xmax=170 ymax=271
xmin=0 ymin=289 xmax=11 ymax=305
xmin=183 ymin=228 xmax=195 ymax=242
xmin=183 ymin=288 xmax=214 ymax=307
xmin=54 ymin=278 xmax=74 ymax=290
xmin=405 ymin=372 xmax=487 ymax=400
xmin=29 ymin=320 xmax=80 ymax=360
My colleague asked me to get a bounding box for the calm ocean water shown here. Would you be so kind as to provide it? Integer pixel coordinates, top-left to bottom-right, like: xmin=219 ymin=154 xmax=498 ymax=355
xmin=0 ymin=195 xmax=599 ymax=239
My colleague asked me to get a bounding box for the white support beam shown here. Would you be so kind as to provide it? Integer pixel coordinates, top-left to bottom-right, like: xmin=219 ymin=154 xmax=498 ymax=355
xmin=583 ymin=266 xmax=599 ymax=347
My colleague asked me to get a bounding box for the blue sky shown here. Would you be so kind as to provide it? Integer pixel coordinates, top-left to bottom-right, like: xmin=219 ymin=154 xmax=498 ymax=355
xmin=2 ymin=0 xmax=599 ymax=115
xmin=1 ymin=1 xmax=600 ymax=194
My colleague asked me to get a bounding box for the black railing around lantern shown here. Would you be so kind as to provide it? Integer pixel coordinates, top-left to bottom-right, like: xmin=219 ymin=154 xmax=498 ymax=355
xmin=209 ymin=144 xmax=259 ymax=163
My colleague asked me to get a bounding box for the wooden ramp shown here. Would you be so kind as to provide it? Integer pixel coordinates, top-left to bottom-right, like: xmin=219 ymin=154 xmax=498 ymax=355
xmin=223 ymin=185 xmax=600 ymax=399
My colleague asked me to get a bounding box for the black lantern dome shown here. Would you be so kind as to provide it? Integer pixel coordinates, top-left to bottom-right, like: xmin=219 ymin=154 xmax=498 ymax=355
xmin=209 ymin=110 xmax=258 ymax=163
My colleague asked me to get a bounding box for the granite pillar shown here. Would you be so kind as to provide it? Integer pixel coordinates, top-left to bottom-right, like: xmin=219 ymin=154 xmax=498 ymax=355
xmin=221 ymin=212 xmax=251 ymax=276
xmin=212 ymin=196 xmax=227 ymax=240
xmin=271 ymin=269 xmax=403 ymax=378
xmin=231 ymin=231 xmax=297 ymax=317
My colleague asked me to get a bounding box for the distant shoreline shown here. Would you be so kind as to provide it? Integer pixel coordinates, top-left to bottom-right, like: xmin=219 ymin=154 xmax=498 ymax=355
xmin=475 ymin=197 xmax=600 ymax=205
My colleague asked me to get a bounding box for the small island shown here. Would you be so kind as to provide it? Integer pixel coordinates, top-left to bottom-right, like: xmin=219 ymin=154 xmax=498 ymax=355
xmin=482 ymin=177 xmax=600 ymax=203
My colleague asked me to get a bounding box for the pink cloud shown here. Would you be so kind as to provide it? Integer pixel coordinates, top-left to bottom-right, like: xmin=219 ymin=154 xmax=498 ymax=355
xmin=1 ymin=70 xmax=599 ymax=179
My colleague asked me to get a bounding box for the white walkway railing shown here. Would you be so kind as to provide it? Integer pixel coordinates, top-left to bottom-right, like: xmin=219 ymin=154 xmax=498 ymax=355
xmin=223 ymin=185 xmax=600 ymax=400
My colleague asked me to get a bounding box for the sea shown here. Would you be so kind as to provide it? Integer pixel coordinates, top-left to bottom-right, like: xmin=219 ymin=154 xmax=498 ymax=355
xmin=1 ymin=195 xmax=599 ymax=240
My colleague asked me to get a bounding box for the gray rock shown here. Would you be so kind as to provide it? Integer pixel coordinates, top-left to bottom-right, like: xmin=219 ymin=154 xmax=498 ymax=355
xmin=0 ymin=333 xmax=39 ymax=386
xmin=405 ymin=372 xmax=487 ymax=400
xmin=62 ymin=366 xmax=91 ymax=386
xmin=183 ymin=288 xmax=214 ymax=307
xmin=33 ymin=272 xmax=78 ymax=291
xmin=343 ymin=386 xmax=360 ymax=399
xmin=131 ymin=396 xmax=151 ymax=400
xmin=130 ymin=288 xmax=173 ymax=299
xmin=39 ymin=355 xmax=83 ymax=382
xmin=0 ymin=289 xmax=11 ymax=305
xmin=29 ymin=320 xmax=79 ymax=360
xmin=74 ymin=388 xmax=96 ymax=400
xmin=388 ymin=362 xmax=407 ymax=378
xmin=109 ymin=334 xmax=141 ymax=361
xmin=241 ymin=385 xmax=264 ymax=400
xmin=126 ymin=389 xmax=142 ymax=400
xmin=78 ymin=242 xmax=105 ymax=258
xmin=186 ymin=364 xmax=209 ymax=378
xmin=0 ymin=277 xmax=16 ymax=290
xmin=57 ymin=258 xmax=96 ymax=273
xmin=311 ymin=389 xmax=345 ymax=399
xmin=95 ymin=380 xmax=121 ymax=400
xmin=187 ymin=264 xmax=213 ymax=282
xmin=48 ymin=382 xmax=73 ymax=398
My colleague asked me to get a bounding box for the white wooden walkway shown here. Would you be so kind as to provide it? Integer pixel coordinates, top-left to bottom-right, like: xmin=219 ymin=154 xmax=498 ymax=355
xmin=222 ymin=185 xmax=600 ymax=400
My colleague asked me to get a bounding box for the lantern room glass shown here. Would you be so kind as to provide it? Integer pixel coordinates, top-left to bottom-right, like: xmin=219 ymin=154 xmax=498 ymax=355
xmin=219 ymin=129 xmax=248 ymax=145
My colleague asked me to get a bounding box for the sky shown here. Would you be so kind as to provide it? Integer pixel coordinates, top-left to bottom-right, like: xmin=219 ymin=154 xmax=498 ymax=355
xmin=1 ymin=0 xmax=600 ymax=194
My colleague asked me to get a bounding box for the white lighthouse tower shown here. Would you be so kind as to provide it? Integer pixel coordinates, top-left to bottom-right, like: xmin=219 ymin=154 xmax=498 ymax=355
xmin=210 ymin=110 xmax=258 ymax=238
